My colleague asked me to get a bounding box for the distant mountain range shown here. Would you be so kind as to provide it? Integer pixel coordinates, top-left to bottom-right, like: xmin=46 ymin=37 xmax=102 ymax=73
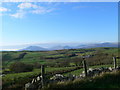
xmin=18 ymin=42 xmax=119 ymax=51
xmin=19 ymin=46 xmax=47 ymax=51
xmin=76 ymin=42 xmax=119 ymax=49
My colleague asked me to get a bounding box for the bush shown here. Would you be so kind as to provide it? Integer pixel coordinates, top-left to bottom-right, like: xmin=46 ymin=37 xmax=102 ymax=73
xmin=9 ymin=62 xmax=33 ymax=73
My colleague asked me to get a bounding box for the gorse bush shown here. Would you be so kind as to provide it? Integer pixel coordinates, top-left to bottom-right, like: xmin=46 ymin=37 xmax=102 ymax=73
xmin=9 ymin=62 xmax=33 ymax=73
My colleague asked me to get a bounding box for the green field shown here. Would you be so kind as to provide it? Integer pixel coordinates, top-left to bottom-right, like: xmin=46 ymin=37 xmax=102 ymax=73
xmin=2 ymin=67 xmax=77 ymax=89
xmin=1 ymin=47 xmax=120 ymax=89
xmin=2 ymin=47 xmax=119 ymax=68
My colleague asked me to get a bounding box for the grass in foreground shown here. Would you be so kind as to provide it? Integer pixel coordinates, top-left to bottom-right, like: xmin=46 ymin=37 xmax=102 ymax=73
xmin=2 ymin=67 xmax=76 ymax=89
xmin=43 ymin=71 xmax=120 ymax=89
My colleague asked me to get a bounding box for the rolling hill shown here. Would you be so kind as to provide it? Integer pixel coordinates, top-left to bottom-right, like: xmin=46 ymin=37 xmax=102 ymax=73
xmin=18 ymin=42 xmax=118 ymax=51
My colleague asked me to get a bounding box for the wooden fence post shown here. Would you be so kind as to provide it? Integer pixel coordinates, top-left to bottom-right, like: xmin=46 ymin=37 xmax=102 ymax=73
xmin=82 ymin=59 xmax=87 ymax=77
xmin=113 ymin=57 xmax=117 ymax=69
xmin=41 ymin=65 xmax=45 ymax=88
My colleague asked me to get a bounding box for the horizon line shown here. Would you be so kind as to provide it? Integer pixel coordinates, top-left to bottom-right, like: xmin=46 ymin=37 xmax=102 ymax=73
xmin=0 ymin=41 xmax=118 ymax=47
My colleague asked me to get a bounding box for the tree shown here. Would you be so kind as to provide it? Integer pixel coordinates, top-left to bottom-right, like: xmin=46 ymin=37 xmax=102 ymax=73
xmin=9 ymin=62 xmax=33 ymax=73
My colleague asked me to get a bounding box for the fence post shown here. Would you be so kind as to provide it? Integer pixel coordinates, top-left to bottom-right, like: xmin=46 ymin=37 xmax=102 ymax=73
xmin=41 ymin=65 xmax=45 ymax=88
xmin=113 ymin=57 xmax=117 ymax=69
xmin=82 ymin=58 xmax=87 ymax=77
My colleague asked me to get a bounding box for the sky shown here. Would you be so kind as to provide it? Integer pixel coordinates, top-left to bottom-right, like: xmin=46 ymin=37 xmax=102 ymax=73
xmin=0 ymin=2 xmax=118 ymax=47
xmin=1 ymin=0 xmax=119 ymax=2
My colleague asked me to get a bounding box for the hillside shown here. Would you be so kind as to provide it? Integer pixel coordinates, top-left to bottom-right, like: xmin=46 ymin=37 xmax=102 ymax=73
xmin=43 ymin=71 xmax=120 ymax=89
xmin=1 ymin=47 xmax=120 ymax=89
xmin=2 ymin=47 xmax=119 ymax=68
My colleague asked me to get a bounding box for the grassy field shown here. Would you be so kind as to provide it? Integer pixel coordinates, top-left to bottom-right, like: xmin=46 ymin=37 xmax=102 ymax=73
xmin=2 ymin=47 xmax=119 ymax=68
xmin=2 ymin=47 xmax=120 ymax=89
xmin=43 ymin=71 xmax=120 ymax=89
xmin=2 ymin=67 xmax=77 ymax=89
xmin=2 ymin=64 xmax=119 ymax=89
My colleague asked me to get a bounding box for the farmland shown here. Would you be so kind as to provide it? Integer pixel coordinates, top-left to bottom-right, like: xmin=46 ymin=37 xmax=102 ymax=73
xmin=1 ymin=47 xmax=120 ymax=89
xmin=2 ymin=47 xmax=119 ymax=68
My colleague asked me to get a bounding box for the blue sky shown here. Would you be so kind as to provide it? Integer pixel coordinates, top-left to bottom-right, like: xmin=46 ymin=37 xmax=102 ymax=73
xmin=0 ymin=2 xmax=118 ymax=46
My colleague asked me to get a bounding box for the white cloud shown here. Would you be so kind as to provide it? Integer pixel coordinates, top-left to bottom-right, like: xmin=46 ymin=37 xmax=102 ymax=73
xmin=9 ymin=3 xmax=54 ymax=18
xmin=10 ymin=12 xmax=24 ymax=18
xmin=18 ymin=2 xmax=54 ymax=14
xmin=0 ymin=7 xmax=10 ymax=12
xmin=18 ymin=2 xmax=39 ymax=9
xmin=31 ymin=7 xmax=54 ymax=14
xmin=10 ymin=10 xmax=26 ymax=18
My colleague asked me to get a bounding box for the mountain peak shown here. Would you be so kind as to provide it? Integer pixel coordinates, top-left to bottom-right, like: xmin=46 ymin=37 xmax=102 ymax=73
xmin=20 ymin=46 xmax=47 ymax=51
